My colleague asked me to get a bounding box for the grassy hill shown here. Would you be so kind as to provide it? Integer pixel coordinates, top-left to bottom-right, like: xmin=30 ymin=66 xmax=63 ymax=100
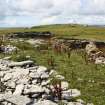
xmin=0 ymin=24 xmax=105 ymax=40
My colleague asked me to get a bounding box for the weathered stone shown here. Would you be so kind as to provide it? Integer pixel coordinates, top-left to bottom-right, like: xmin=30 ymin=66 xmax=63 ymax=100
xmin=8 ymin=60 xmax=34 ymax=68
xmin=0 ymin=66 xmax=9 ymax=71
xmin=85 ymin=42 xmax=98 ymax=55
xmin=95 ymin=57 xmax=105 ymax=64
xmin=3 ymin=73 xmax=12 ymax=81
xmin=76 ymin=99 xmax=84 ymax=104
xmin=7 ymin=103 xmax=12 ymax=105
xmin=68 ymin=102 xmax=83 ymax=105
xmin=33 ymin=100 xmax=57 ymax=105
xmin=17 ymin=77 xmax=29 ymax=84
xmin=29 ymin=72 xmax=40 ymax=79
xmin=5 ymin=95 xmax=31 ymax=105
xmin=12 ymin=68 xmax=29 ymax=79
xmin=24 ymin=85 xmax=44 ymax=94
xmin=0 ymin=71 xmax=5 ymax=77
xmin=37 ymin=66 xmax=47 ymax=75
xmin=3 ymin=56 xmax=11 ymax=60
xmin=32 ymin=80 xmax=37 ymax=85
xmin=61 ymin=81 xmax=69 ymax=90
xmin=43 ymin=87 xmax=50 ymax=94
xmin=41 ymin=80 xmax=50 ymax=86
xmin=13 ymin=84 xmax=24 ymax=95
xmin=28 ymin=66 xmax=38 ymax=72
xmin=41 ymin=73 xmax=49 ymax=79
xmin=55 ymin=75 xmax=65 ymax=80
xmin=62 ymin=89 xmax=81 ymax=100
xmin=49 ymin=70 xmax=57 ymax=75
xmin=6 ymin=81 xmax=16 ymax=88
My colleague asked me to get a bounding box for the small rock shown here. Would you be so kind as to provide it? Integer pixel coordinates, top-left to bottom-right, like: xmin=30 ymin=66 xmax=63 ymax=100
xmin=32 ymin=80 xmax=37 ymax=84
xmin=62 ymin=89 xmax=81 ymax=100
xmin=41 ymin=79 xmax=51 ymax=86
xmin=29 ymin=72 xmax=40 ymax=79
xmin=56 ymin=75 xmax=65 ymax=80
xmin=68 ymin=102 xmax=83 ymax=105
xmin=41 ymin=73 xmax=49 ymax=79
xmin=76 ymin=99 xmax=84 ymax=104
xmin=0 ymin=71 xmax=5 ymax=77
xmin=24 ymin=85 xmax=44 ymax=94
xmin=37 ymin=66 xmax=47 ymax=74
xmin=6 ymin=81 xmax=16 ymax=89
xmin=3 ymin=73 xmax=12 ymax=81
xmin=61 ymin=81 xmax=69 ymax=90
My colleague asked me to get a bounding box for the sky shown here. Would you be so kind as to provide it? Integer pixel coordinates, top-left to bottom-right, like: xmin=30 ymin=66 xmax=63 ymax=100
xmin=0 ymin=0 xmax=105 ymax=27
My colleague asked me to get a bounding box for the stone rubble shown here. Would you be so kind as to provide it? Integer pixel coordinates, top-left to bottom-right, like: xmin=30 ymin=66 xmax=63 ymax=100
xmin=0 ymin=58 xmax=93 ymax=105
xmin=85 ymin=41 xmax=105 ymax=65
xmin=0 ymin=44 xmax=18 ymax=54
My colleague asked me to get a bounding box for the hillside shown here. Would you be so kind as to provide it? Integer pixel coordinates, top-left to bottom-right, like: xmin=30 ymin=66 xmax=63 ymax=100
xmin=0 ymin=24 xmax=105 ymax=41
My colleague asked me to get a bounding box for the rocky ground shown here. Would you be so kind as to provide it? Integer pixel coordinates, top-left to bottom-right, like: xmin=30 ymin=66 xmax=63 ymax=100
xmin=0 ymin=57 xmax=93 ymax=105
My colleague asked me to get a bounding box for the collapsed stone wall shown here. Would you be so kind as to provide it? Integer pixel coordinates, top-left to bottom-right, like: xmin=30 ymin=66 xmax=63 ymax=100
xmin=0 ymin=58 xmax=93 ymax=105
xmin=85 ymin=42 xmax=105 ymax=64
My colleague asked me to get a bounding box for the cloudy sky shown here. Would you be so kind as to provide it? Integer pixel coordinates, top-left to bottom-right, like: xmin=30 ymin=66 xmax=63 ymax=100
xmin=0 ymin=0 xmax=105 ymax=27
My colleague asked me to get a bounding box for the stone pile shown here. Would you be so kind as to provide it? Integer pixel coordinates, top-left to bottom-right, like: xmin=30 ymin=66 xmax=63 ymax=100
xmin=0 ymin=45 xmax=18 ymax=54
xmin=0 ymin=58 xmax=92 ymax=105
xmin=85 ymin=42 xmax=105 ymax=65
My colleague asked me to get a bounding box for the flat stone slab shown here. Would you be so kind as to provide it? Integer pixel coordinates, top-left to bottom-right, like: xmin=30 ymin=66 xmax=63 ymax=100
xmin=5 ymin=95 xmax=31 ymax=105
xmin=33 ymin=100 xmax=57 ymax=105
